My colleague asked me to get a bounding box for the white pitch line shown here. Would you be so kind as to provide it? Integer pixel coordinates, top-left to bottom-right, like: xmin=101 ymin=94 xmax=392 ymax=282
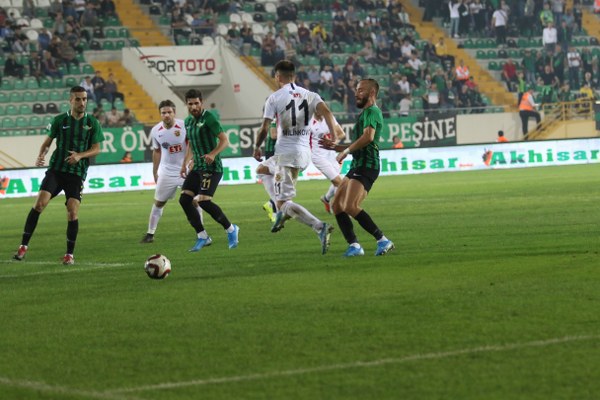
xmin=0 ymin=376 xmax=145 ymax=400
xmin=107 ymin=334 xmax=600 ymax=394
xmin=0 ymin=262 xmax=131 ymax=279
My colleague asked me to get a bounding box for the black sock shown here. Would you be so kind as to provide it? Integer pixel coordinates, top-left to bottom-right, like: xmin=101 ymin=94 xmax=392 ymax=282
xmin=354 ymin=210 xmax=383 ymax=240
xmin=199 ymin=200 xmax=231 ymax=230
xmin=179 ymin=194 xmax=204 ymax=233
xmin=22 ymin=208 xmax=41 ymax=246
xmin=335 ymin=212 xmax=357 ymax=244
xmin=66 ymin=219 xmax=78 ymax=254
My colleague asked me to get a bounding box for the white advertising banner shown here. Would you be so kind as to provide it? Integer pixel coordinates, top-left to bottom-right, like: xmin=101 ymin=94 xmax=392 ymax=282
xmin=138 ymin=45 xmax=222 ymax=86
xmin=2 ymin=139 xmax=600 ymax=198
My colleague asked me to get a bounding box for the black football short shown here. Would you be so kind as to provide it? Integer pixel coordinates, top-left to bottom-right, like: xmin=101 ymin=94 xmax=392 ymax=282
xmin=346 ymin=167 xmax=379 ymax=192
xmin=182 ymin=170 xmax=222 ymax=197
xmin=40 ymin=169 xmax=84 ymax=203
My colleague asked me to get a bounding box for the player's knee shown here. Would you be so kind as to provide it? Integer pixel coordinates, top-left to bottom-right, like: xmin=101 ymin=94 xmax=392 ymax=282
xmin=179 ymin=193 xmax=194 ymax=208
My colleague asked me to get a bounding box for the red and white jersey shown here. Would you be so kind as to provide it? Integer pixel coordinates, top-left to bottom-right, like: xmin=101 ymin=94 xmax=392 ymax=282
xmin=309 ymin=116 xmax=337 ymax=160
xmin=263 ymin=82 xmax=323 ymax=156
xmin=151 ymin=119 xmax=187 ymax=177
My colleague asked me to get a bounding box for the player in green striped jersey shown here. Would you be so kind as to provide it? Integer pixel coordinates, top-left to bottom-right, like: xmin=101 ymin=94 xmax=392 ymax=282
xmin=13 ymin=86 xmax=104 ymax=265
xmin=179 ymin=89 xmax=239 ymax=252
xmin=319 ymin=79 xmax=394 ymax=257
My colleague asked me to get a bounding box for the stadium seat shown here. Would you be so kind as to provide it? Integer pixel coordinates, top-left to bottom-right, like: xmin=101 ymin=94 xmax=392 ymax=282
xmin=36 ymin=91 xmax=49 ymax=102
xmin=59 ymin=103 xmax=70 ymax=113
xmin=23 ymin=91 xmax=36 ymax=102
xmin=39 ymin=78 xmax=52 ymax=89
xmin=0 ymin=92 xmax=7 ymax=103
xmin=19 ymin=104 xmax=32 ymax=115
xmin=105 ymin=28 xmax=118 ymax=38
xmin=82 ymin=64 xmax=95 ymax=75
xmin=46 ymin=102 xmax=59 ymax=114
xmin=49 ymin=90 xmax=61 ymax=101
xmin=29 ymin=116 xmax=42 ymax=127
xmin=13 ymin=79 xmax=26 ymax=90
xmin=2 ymin=117 xmax=14 ymax=129
xmin=9 ymin=92 xmax=22 ymax=103
xmin=118 ymin=28 xmax=129 ymax=38
xmin=115 ymin=39 xmax=126 ymax=49
xmin=69 ymin=65 xmax=82 ymax=75
xmin=42 ymin=115 xmax=53 ymax=126
xmin=1 ymin=78 xmax=14 ymax=90
xmin=65 ymin=77 xmax=78 ymax=87
xmin=102 ymin=41 xmax=116 ymax=51
xmin=16 ymin=116 xmax=28 ymax=128
xmin=32 ymin=103 xmax=45 ymax=114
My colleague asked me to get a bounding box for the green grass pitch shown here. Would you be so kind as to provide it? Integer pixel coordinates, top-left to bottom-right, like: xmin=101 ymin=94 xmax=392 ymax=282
xmin=1 ymin=164 xmax=599 ymax=400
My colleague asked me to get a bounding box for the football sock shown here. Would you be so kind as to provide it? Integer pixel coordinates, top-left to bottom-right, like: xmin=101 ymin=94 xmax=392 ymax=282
xmin=324 ymin=184 xmax=336 ymax=202
xmin=66 ymin=219 xmax=78 ymax=255
xmin=269 ymin=199 xmax=277 ymax=213
xmin=199 ymin=200 xmax=231 ymax=230
xmin=148 ymin=204 xmax=164 ymax=234
xmin=261 ymin=174 xmax=277 ymax=209
xmin=354 ymin=210 xmax=383 ymax=240
xmin=378 ymin=236 xmax=389 ymax=243
xmin=21 ymin=208 xmax=41 ymax=246
xmin=281 ymin=201 xmax=320 ymax=230
xmin=335 ymin=212 xmax=358 ymax=244
xmin=226 ymin=224 xmax=235 ymax=233
xmin=179 ymin=193 xmax=204 ymax=233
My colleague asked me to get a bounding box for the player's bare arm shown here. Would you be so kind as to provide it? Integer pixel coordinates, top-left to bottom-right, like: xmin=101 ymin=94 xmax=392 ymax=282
xmin=253 ymin=118 xmax=272 ymax=161
xmin=203 ymin=131 xmax=228 ymax=165
xmin=335 ymin=126 xmax=376 ymax=163
xmin=181 ymin=145 xmax=192 ymax=178
xmin=152 ymin=148 xmax=161 ymax=182
xmin=36 ymin=136 xmax=54 ymax=167
xmin=316 ymin=102 xmax=338 ymax=141
xmin=65 ymin=142 xmax=101 ymax=165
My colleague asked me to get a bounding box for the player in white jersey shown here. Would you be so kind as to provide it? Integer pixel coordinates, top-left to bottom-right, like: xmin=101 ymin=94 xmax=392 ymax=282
xmin=140 ymin=100 xmax=207 ymax=244
xmin=309 ymin=112 xmax=346 ymax=214
xmin=253 ymin=60 xmax=338 ymax=255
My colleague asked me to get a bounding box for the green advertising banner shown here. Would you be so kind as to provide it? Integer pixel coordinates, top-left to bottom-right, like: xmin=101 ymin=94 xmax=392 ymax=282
xmin=95 ymin=114 xmax=457 ymax=164
xmin=96 ymin=124 xmax=149 ymax=164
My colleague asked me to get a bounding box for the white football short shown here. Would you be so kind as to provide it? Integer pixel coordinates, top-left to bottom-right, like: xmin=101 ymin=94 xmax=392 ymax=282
xmin=274 ymin=165 xmax=299 ymax=202
xmin=311 ymin=153 xmax=341 ymax=181
xmin=154 ymin=174 xmax=184 ymax=202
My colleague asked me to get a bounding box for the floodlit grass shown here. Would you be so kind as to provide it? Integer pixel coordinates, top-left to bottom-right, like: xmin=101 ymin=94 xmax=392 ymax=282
xmin=1 ymin=164 xmax=599 ymax=400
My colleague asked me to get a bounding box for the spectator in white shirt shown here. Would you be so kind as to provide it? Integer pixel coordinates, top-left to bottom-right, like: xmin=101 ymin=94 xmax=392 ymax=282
xmin=567 ymin=45 xmax=581 ymax=90
xmin=542 ymin=22 xmax=557 ymax=53
xmin=491 ymin=5 xmax=508 ymax=46
xmin=449 ymin=1 xmax=461 ymax=38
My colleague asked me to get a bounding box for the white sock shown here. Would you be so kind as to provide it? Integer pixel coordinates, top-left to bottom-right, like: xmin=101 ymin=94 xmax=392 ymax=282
xmin=324 ymin=184 xmax=336 ymax=202
xmin=377 ymin=236 xmax=389 ymax=243
xmin=148 ymin=204 xmax=164 ymax=234
xmin=226 ymin=224 xmax=235 ymax=233
xmin=260 ymin=174 xmax=277 ymax=209
xmin=350 ymin=242 xmax=361 ymax=248
xmin=281 ymin=201 xmax=321 ymax=231
xmin=197 ymin=230 xmax=208 ymax=239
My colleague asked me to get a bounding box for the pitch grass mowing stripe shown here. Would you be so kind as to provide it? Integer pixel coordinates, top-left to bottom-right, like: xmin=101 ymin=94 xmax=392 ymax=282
xmin=106 ymin=334 xmax=600 ymax=394
xmin=0 ymin=376 xmax=144 ymax=400
xmin=0 ymin=261 xmax=131 ymax=279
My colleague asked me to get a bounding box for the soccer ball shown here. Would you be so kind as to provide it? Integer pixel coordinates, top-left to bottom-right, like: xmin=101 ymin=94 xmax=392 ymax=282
xmin=144 ymin=254 xmax=171 ymax=280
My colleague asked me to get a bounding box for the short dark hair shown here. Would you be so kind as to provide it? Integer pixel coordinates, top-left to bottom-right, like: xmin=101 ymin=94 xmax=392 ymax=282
xmin=498 ymin=130 xmax=504 ymax=136
xmin=70 ymin=86 xmax=86 ymax=95
xmin=158 ymin=99 xmax=176 ymax=110
xmin=274 ymin=60 xmax=296 ymax=78
xmin=360 ymin=78 xmax=380 ymax=96
xmin=185 ymin=89 xmax=203 ymax=101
